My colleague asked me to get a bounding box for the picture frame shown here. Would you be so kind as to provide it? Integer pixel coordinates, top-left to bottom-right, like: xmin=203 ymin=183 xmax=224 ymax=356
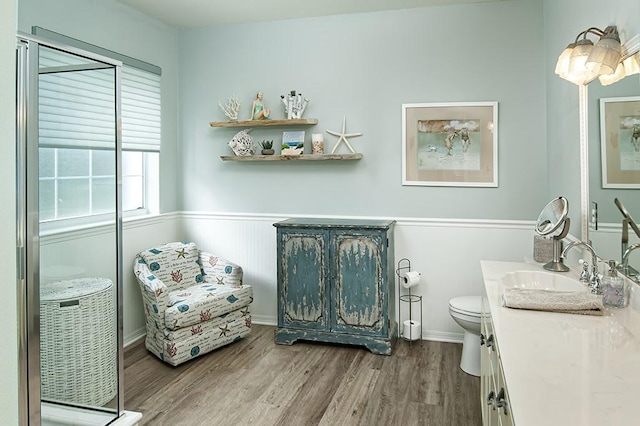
xmin=402 ymin=102 xmax=498 ymax=187
xmin=600 ymin=96 xmax=640 ymax=189
xmin=282 ymin=130 xmax=305 ymax=155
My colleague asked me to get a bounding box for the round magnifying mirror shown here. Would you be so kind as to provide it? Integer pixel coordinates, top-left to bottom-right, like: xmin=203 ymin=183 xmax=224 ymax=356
xmin=535 ymin=196 xmax=569 ymax=237
xmin=535 ymin=196 xmax=570 ymax=272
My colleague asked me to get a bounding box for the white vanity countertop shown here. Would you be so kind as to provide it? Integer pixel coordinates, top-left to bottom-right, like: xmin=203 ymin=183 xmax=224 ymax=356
xmin=481 ymin=260 xmax=640 ymax=426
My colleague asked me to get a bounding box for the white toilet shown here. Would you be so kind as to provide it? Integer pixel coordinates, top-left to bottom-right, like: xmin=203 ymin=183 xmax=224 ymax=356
xmin=449 ymin=296 xmax=483 ymax=376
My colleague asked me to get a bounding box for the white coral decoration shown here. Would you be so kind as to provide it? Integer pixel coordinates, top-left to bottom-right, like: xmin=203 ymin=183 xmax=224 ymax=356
xmin=219 ymin=94 xmax=241 ymax=121
xmin=228 ymin=129 xmax=254 ymax=156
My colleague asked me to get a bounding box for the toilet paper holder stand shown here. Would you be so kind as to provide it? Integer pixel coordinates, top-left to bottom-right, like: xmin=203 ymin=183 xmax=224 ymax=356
xmin=396 ymin=258 xmax=423 ymax=346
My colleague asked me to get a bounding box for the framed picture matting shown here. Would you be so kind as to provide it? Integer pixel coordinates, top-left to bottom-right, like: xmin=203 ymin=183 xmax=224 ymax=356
xmin=402 ymin=102 xmax=498 ymax=187
xmin=600 ymin=96 xmax=640 ymax=189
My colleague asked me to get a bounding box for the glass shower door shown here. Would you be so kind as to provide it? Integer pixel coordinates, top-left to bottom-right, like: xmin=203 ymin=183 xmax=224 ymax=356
xmin=18 ymin=35 xmax=122 ymax=426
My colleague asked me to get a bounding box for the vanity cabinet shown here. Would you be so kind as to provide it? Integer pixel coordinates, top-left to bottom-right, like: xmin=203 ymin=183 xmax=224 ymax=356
xmin=273 ymin=218 xmax=397 ymax=355
xmin=481 ymin=297 xmax=514 ymax=426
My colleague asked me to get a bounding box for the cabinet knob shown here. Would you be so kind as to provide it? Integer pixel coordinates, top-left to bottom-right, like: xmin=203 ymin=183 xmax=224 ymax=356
xmin=486 ymin=334 xmax=495 ymax=350
xmin=495 ymin=387 xmax=509 ymax=416
xmin=486 ymin=390 xmax=496 ymax=409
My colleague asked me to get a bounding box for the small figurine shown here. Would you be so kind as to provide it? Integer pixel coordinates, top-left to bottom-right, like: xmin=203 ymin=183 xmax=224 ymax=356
xmin=251 ymin=91 xmax=271 ymax=120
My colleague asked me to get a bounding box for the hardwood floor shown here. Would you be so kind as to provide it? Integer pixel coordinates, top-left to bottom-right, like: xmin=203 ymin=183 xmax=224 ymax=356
xmin=124 ymin=325 xmax=481 ymax=426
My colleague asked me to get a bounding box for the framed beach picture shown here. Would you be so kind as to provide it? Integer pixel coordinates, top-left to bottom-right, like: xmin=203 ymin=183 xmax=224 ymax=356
xmin=282 ymin=130 xmax=305 ymax=155
xmin=402 ymin=102 xmax=498 ymax=187
xmin=600 ymin=96 xmax=640 ymax=189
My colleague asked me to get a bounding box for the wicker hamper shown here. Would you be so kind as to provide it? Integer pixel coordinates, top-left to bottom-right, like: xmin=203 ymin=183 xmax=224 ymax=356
xmin=40 ymin=277 xmax=117 ymax=407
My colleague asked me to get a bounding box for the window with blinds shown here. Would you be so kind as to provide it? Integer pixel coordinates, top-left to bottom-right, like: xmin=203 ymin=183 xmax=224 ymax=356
xmin=37 ymin=46 xmax=160 ymax=224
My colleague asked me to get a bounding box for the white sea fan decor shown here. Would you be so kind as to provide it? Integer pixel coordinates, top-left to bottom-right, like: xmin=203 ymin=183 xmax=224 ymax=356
xmin=228 ymin=129 xmax=254 ymax=156
xmin=219 ymin=94 xmax=241 ymax=121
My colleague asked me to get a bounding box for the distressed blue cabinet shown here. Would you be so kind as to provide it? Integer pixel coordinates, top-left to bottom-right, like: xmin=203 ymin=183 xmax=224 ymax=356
xmin=273 ymin=218 xmax=397 ymax=355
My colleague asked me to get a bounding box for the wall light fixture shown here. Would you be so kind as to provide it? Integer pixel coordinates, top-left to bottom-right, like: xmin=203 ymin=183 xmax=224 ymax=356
xmin=555 ymin=25 xmax=640 ymax=86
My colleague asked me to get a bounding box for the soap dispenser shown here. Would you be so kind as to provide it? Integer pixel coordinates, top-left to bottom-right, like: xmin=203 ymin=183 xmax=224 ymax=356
xmin=602 ymin=260 xmax=625 ymax=308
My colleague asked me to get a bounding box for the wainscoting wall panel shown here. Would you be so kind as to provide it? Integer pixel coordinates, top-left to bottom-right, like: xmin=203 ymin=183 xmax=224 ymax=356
xmin=40 ymin=212 xmax=543 ymax=346
xmin=181 ymin=213 xmax=537 ymax=343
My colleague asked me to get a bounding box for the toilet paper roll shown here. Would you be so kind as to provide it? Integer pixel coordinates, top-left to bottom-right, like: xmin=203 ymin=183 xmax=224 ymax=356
xmin=403 ymin=320 xmax=421 ymax=341
xmin=402 ymin=271 xmax=421 ymax=289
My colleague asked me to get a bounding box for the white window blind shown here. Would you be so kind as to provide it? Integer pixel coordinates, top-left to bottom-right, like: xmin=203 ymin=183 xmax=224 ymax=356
xmin=38 ymin=48 xmax=161 ymax=152
xmin=121 ymin=66 xmax=161 ymax=152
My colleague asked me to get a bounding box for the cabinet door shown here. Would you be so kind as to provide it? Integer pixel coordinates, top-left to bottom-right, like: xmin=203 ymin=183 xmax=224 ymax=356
xmin=278 ymin=229 xmax=330 ymax=331
xmin=331 ymin=230 xmax=387 ymax=336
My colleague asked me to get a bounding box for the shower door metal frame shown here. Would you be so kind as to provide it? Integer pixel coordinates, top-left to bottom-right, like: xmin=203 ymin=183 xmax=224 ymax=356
xmin=16 ymin=32 xmax=124 ymax=426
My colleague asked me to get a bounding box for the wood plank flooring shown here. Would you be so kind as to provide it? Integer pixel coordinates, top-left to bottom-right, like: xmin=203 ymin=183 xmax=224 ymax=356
xmin=124 ymin=325 xmax=481 ymax=426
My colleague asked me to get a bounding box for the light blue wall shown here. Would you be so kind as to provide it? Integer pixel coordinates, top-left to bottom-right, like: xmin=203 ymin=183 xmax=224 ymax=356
xmin=179 ymin=0 xmax=548 ymax=220
xmin=18 ymin=0 xmax=182 ymax=214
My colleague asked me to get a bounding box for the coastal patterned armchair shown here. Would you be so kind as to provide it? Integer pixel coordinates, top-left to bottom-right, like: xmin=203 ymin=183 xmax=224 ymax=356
xmin=134 ymin=241 xmax=252 ymax=366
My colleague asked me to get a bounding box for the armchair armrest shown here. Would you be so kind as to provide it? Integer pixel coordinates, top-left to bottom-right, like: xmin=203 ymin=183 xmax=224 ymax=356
xmin=199 ymin=251 xmax=244 ymax=287
xmin=134 ymin=255 xmax=170 ymax=329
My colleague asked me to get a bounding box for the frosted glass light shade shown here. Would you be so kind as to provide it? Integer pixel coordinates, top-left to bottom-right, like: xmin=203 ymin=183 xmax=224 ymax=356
xmin=586 ymin=36 xmax=622 ymax=75
xmin=599 ymin=53 xmax=640 ymax=86
xmin=623 ymin=52 xmax=640 ymax=75
xmin=598 ymin=62 xmax=625 ymax=86
xmin=555 ymin=45 xmax=574 ymax=77
xmin=566 ymin=40 xmax=598 ymax=85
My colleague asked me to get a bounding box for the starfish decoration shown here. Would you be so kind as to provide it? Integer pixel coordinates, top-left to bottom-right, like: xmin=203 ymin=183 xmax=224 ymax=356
xmin=326 ymin=116 xmax=362 ymax=154
xmin=175 ymin=248 xmax=186 ymax=259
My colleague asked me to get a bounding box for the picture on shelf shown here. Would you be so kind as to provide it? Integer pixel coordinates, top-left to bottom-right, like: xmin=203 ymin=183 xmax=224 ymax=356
xmin=282 ymin=131 xmax=305 ymax=155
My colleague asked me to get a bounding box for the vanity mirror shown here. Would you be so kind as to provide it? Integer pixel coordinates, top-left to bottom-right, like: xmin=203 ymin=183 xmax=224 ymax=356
xmin=555 ymin=22 xmax=640 ymax=277
xmin=586 ymin=72 xmax=640 ymax=273
xmin=535 ymin=196 xmax=570 ymax=272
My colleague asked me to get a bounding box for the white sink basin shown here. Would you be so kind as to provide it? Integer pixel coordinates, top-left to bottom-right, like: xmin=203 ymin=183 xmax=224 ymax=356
xmin=500 ymin=270 xmax=588 ymax=292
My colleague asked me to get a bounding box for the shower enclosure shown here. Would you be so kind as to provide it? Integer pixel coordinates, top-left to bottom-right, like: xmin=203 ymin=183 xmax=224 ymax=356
xmin=16 ymin=33 xmax=124 ymax=425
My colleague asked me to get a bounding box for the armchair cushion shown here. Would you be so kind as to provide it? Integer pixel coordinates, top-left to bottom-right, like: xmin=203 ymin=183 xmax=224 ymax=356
xmin=138 ymin=242 xmax=203 ymax=293
xmin=165 ymin=283 xmax=253 ymax=330
xmin=200 ymin=251 xmax=243 ymax=287
xmin=163 ymin=307 xmax=249 ymax=342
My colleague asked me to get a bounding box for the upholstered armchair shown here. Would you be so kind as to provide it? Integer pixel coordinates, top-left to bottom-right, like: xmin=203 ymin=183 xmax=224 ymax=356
xmin=134 ymin=241 xmax=252 ymax=366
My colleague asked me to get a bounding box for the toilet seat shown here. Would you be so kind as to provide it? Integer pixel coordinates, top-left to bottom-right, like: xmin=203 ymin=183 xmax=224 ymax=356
xmin=449 ymin=296 xmax=482 ymax=317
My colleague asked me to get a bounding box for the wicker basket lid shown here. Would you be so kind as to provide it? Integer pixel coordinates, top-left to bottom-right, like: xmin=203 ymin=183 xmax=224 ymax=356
xmin=40 ymin=277 xmax=113 ymax=301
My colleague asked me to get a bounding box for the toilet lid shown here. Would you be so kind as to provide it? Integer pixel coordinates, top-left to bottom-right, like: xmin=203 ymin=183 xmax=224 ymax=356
xmin=449 ymin=296 xmax=482 ymax=315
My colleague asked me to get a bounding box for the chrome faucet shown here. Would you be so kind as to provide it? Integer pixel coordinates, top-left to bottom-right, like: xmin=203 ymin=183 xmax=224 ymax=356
xmin=621 ymin=243 xmax=640 ymax=279
xmin=561 ymin=240 xmax=602 ymax=294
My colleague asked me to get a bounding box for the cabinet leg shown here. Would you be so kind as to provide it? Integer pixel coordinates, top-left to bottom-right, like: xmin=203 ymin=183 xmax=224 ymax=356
xmin=274 ymin=328 xmax=298 ymax=346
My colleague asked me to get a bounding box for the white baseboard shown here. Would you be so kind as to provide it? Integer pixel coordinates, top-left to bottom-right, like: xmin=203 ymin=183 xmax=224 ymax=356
xmin=126 ymin=320 xmax=462 ymax=350
xmin=251 ymin=314 xmax=277 ymax=326
xmin=423 ymin=330 xmax=464 ymax=343
xmin=250 ymin=315 xmax=464 ymax=345
xmin=124 ymin=329 xmax=146 ymax=348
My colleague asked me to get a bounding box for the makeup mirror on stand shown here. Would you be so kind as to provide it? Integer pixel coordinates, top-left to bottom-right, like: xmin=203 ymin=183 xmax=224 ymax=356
xmin=535 ymin=196 xmax=571 ymax=272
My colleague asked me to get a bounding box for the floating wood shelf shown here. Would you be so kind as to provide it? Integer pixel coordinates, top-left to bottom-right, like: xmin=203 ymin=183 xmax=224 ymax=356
xmin=210 ymin=118 xmax=318 ymax=128
xmin=220 ymin=153 xmax=362 ymax=162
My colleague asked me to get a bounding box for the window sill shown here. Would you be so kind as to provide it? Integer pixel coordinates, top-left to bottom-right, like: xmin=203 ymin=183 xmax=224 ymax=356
xmin=39 ymin=212 xmax=173 ymax=239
